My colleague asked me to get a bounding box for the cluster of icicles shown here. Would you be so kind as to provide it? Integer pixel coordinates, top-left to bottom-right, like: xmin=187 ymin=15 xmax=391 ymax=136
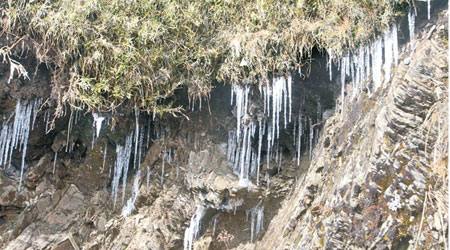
xmin=0 ymin=7 xmax=423 ymax=248
xmin=0 ymin=99 xmax=41 ymax=191
xmin=227 ymin=81 xmax=319 ymax=188
xmin=106 ymin=108 xmax=169 ymax=216
xmin=226 ymin=7 xmax=421 ymax=187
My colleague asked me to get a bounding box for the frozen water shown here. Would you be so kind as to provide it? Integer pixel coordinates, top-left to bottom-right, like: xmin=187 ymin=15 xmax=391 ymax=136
xmin=122 ymin=170 xmax=141 ymax=216
xmin=408 ymin=8 xmax=415 ymax=50
xmin=112 ymin=133 xmax=133 ymax=210
xmin=184 ymin=205 xmax=206 ymax=250
xmin=92 ymin=113 xmax=105 ymax=138
xmin=0 ymin=100 xmax=40 ymax=191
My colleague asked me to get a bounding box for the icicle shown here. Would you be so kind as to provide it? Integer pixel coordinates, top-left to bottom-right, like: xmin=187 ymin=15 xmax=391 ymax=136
xmin=384 ymin=28 xmax=394 ymax=83
xmin=45 ymin=110 xmax=50 ymax=133
xmin=93 ymin=113 xmax=105 ymax=138
xmin=239 ymin=126 xmax=248 ymax=181
xmin=0 ymin=100 xmax=40 ymax=191
xmin=121 ymin=134 xmax=133 ymax=207
xmin=250 ymin=203 xmax=264 ymax=243
xmin=340 ymin=56 xmax=347 ymax=117
xmin=184 ymin=206 xmax=206 ymax=250
xmin=309 ymin=117 xmax=313 ymax=160
xmin=52 ymin=152 xmax=57 ymax=174
xmin=146 ymin=119 xmax=151 ymax=149
xmin=212 ymin=218 xmax=217 ymax=236
xmin=112 ymin=133 xmax=133 ymax=210
xmin=138 ymin=128 xmax=144 ymax=169
xmin=266 ymin=122 xmax=272 ymax=170
xmin=134 ymin=107 xmax=140 ymax=169
xmin=122 ymin=170 xmax=141 ymax=216
xmin=408 ymin=8 xmax=415 ymax=50
xmin=427 ymin=0 xmax=431 ymax=20
xmin=256 ymin=120 xmax=264 ymax=186
xmin=296 ymin=115 xmax=302 ymax=166
xmin=328 ymin=50 xmax=333 ymax=81
xmin=31 ymin=99 xmax=41 ymax=130
xmin=102 ymin=143 xmax=107 ymax=172
xmin=161 ymin=147 xmax=165 ymax=187
xmin=287 ymin=75 xmax=292 ymax=123
xmin=283 ymin=78 xmax=287 ymax=129
xmin=372 ymin=39 xmax=383 ymax=90
xmin=250 ymin=208 xmax=255 ymax=243
xmin=152 ymin=101 xmax=157 ymax=121
xmin=393 ymin=24 xmax=399 ymax=66
xmin=232 ymin=85 xmax=249 ymax=141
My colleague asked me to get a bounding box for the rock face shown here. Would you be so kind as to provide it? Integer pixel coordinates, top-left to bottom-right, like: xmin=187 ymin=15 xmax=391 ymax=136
xmin=0 ymin=4 xmax=447 ymax=250
xmin=258 ymin=9 xmax=449 ymax=250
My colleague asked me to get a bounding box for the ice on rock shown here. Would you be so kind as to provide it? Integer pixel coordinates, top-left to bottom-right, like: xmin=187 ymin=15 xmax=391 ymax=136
xmin=328 ymin=50 xmax=333 ymax=81
xmin=184 ymin=205 xmax=206 ymax=250
xmin=408 ymin=8 xmax=415 ymax=50
xmin=231 ymin=85 xmax=250 ymax=141
xmin=161 ymin=147 xmax=165 ymax=187
xmin=92 ymin=113 xmax=105 ymax=138
xmin=112 ymin=133 xmax=133 ymax=210
xmin=102 ymin=143 xmax=107 ymax=172
xmin=134 ymin=107 xmax=140 ymax=169
xmin=392 ymin=24 xmax=399 ymax=66
xmin=250 ymin=203 xmax=264 ymax=243
xmin=146 ymin=166 xmax=151 ymax=187
xmin=340 ymin=55 xmax=349 ymax=117
xmin=52 ymin=152 xmax=57 ymax=174
xmin=212 ymin=218 xmax=217 ymax=236
xmin=372 ymin=39 xmax=383 ymax=90
xmin=0 ymin=99 xmax=41 ymax=191
xmin=309 ymin=117 xmax=313 ymax=160
xmin=122 ymin=169 xmax=141 ymax=217
xmin=296 ymin=115 xmax=303 ymax=166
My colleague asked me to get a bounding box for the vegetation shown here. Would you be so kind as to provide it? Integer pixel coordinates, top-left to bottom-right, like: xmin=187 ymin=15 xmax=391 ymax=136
xmin=0 ymin=0 xmax=408 ymax=116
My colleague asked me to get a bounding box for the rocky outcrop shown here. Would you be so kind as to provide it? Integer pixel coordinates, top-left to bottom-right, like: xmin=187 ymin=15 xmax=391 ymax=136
xmin=258 ymin=8 xmax=448 ymax=250
xmin=0 ymin=3 xmax=447 ymax=250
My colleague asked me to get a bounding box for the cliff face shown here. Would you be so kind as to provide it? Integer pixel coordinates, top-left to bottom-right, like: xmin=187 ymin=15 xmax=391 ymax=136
xmin=258 ymin=8 xmax=449 ymax=250
xmin=0 ymin=3 xmax=448 ymax=250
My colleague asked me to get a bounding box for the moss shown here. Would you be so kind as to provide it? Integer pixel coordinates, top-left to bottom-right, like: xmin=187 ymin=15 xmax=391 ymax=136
xmin=1 ymin=0 xmax=407 ymax=115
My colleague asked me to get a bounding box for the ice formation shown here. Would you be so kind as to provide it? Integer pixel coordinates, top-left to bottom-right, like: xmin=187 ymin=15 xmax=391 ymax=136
xmin=250 ymin=203 xmax=264 ymax=243
xmin=122 ymin=169 xmax=141 ymax=216
xmin=92 ymin=113 xmax=105 ymax=138
xmin=53 ymin=152 xmax=57 ymax=174
xmin=134 ymin=107 xmax=140 ymax=169
xmin=331 ymin=24 xmax=398 ymax=105
xmin=184 ymin=205 xmax=206 ymax=250
xmin=228 ymin=74 xmax=297 ymax=185
xmin=102 ymin=143 xmax=107 ymax=172
xmin=409 ymin=8 xmax=415 ymax=50
xmin=112 ymin=133 xmax=133 ymax=210
xmin=0 ymin=99 xmax=41 ymax=191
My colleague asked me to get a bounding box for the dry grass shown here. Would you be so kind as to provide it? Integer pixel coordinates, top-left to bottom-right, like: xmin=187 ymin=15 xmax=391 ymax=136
xmin=0 ymin=0 xmax=408 ymax=116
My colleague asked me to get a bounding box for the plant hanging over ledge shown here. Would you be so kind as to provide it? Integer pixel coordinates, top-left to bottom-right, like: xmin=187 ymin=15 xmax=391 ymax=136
xmin=0 ymin=0 xmax=408 ymax=117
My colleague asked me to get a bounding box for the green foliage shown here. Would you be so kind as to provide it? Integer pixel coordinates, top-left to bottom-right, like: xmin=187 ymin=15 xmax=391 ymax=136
xmin=0 ymin=0 xmax=405 ymax=115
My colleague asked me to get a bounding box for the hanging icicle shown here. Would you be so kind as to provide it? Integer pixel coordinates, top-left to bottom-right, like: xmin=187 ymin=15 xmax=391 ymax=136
xmin=112 ymin=133 xmax=133 ymax=210
xmin=0 ymin=99 xmax=41 ymax=191
xmin=184 ymin=206 xmax=206 ymax=250
xmin=408 ymin=8 xmax=416 ymax=51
